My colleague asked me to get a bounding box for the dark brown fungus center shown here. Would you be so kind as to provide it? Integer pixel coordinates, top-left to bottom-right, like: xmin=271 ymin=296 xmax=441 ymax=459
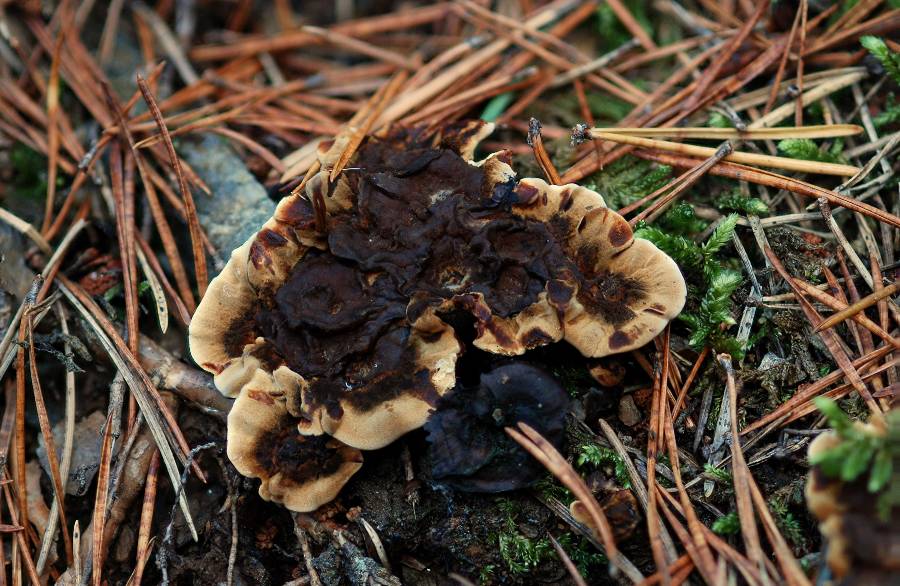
xmin=255 ymin=416 xmax=346 ymax=484
xmin=245 ymin=135 xmax=666 ymax=429
xmin=424 ymin=362 xmax=569 ymax=492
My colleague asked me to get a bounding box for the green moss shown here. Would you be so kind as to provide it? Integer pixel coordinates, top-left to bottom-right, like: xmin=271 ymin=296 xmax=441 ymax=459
xmin=495 ymin=498 xmax=554 ymax=575
xmin=711 ymin=512 xmax=740 ymax=535
xmin=778 ymin=138 xmax=846 ymax=165
xmin=874 ymin=94 xmax=900 ymax=128
xmin=861 ymin=35 xmax=900 ymax=84
xmin=583 ymin=155 xmax=672 ymax=210
xmin=576 ymin=443 xmax=631 ymax=488
xmin=769 ymin=496 xmax=805 ymax=549
xmin=716 ymin=192 xmax=769 ymax=215
xmin=555 ymin=533 xmax=607 ymax=575
xmin=10 ymin=143 xmax=65 ymax=201
xmin=636 ymin=214 xmax=745 ymax=357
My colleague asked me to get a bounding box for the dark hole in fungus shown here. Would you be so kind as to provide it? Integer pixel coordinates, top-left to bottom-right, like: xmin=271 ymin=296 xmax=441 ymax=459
xmin=424 ymin=363 xmax=569 ymax=492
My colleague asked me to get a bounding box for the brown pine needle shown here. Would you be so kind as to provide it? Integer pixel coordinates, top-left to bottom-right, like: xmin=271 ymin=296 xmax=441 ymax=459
xmin=41 ymin=29 xmax=65 ymax=234
xmin=549 ymin=535 xmax=589 ymax=586
xmin=591 ymin=131 xmax=860 ymax=176
xmin=330 ymin=69 xmax=408 ymax=182
xmin=765 ymin=247 xmax=882 ymax=416
xmin=591 ymin=124 xmax=863 ymax=140
xmin=631 ymin=151 xmax=900 ymax=229
xmin=814 ymin=280 xmax=900 ymax=332
xmin=742 ymin=344 xmax=894 ymax=437
xmin=794 ymin=278 xmax=899 ymax=347
xmin=718 ymin=354 xmax=767 ymax=577
xmin=101 ymin=82 xmax=197 ymax=312
xmin=91 ymin=409 xmax=115 ymax=586
xmin=133 ymin=450 xmax=160 ymax=586
xmin=505 ymin=421 xmax=638 ymax=580
xmin=527 ymin=118 xmax=562 ymax=185
xmin=137 ymin=74 xmax=209 ymax=298
xmin=25 ymin=313 xmax=73 ymax=564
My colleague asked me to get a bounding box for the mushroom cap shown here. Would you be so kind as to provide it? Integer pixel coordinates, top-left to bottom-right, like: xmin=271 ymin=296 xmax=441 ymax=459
xmin=510 ymin=178 xmax=686 ymax=357
xmin=227 ymin=386 xmax=363 ymax=512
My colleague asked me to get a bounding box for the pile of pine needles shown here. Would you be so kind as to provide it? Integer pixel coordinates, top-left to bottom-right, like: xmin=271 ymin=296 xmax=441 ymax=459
xmin=0 ymin=1 xmax=898 ymax=584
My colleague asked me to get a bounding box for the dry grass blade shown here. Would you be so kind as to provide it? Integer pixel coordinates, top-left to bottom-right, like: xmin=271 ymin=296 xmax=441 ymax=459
xmin=592 ymin=131 xmax=860 ymax=176
xmin=505 ymin=422 xmax=641 ymax=581
xmin=591 ymin=124 xmax=863 ymax=140
xmin=815 ymin=280 xmax=900 ymax=333
xmin=137 ymin=74 xmax=209 ymax=298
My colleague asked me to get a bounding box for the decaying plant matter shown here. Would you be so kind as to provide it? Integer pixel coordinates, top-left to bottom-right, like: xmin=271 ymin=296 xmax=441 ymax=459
xmin=189 ymin=121 xmax=686 ymax=510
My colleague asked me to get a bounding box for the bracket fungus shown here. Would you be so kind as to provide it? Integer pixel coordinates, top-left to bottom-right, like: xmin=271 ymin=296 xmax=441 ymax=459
xmin=189 ymin=121 xmax=686 ymax=511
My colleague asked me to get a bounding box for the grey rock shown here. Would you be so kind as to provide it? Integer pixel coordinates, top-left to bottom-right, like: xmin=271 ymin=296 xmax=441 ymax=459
xmin=618 ymin=394 xmax=642 ymax=427
xmin=180 ymin=134 xmax=275 ymax=272
xmin=37 ymin=410 xmax=107 ymax=496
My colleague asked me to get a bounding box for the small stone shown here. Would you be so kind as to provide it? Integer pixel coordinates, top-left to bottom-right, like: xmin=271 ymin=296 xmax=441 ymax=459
xmin=37 ymin=410 xmax=107 ymax=496
xmin=618 ymin=395 xmax=642 ymax=427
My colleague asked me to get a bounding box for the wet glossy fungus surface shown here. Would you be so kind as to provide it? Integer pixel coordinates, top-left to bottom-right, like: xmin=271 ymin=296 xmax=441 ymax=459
xmin=249 ymin=136 xmax=643 ymax=421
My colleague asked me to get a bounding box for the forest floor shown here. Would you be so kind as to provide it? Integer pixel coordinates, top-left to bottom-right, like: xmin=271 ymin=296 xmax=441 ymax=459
xmin=0 ymin=1 xmax=898 ymax=585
